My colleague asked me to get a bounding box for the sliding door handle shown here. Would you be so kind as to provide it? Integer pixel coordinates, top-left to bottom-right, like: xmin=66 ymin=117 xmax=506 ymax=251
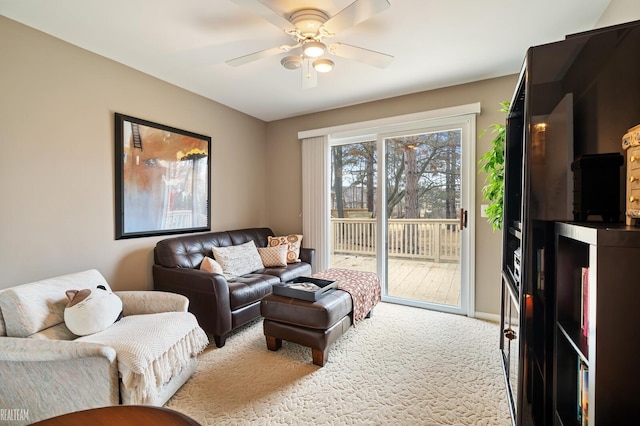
xmin=459 ymin=208 xmax=468 ymax=231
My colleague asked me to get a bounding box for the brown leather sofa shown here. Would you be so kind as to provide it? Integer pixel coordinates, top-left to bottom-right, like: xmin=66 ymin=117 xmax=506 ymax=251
xmin=152 ymin=227 xmax=314 ymax=348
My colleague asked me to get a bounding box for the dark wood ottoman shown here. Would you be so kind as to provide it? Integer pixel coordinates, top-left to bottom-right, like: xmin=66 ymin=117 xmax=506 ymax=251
xmin=260 ymin=289 xmax=353 ymax=366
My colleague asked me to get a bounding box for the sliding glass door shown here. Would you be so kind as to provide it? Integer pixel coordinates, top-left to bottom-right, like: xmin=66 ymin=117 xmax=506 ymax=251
xmin=330 ymin=140 xmax=378 ymax=274
xmin=329 ymin=115 xmax=473 ymax=315
xmin=383 ymin=126 xmax=464 ymax=313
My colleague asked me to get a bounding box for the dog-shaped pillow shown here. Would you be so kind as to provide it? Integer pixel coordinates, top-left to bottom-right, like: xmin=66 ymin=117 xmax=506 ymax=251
xmin=64 ymin=285 xmax=123 ymax=336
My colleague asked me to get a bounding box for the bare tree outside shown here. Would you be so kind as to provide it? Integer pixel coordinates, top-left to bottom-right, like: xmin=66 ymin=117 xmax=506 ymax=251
xmin=330 ymin=129 xmax=463 ymax=308
xmin=332 ymin=145 xmax=345 ymax=218
xmin=385 ymin=131 xmax=461 ymax=220
xmin=331 ymin=141 xmax=376 ymax=218
xmin=331 ymin=131 xmax=461 ymax=219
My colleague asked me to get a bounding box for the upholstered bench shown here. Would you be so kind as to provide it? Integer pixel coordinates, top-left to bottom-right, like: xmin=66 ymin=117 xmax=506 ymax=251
xmin=260 ymin=268 xmax=381 ymax=366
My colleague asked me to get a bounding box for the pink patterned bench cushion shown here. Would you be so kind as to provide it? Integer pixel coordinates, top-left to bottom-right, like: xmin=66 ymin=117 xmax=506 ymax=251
xmin=312 ymin=268 xmax=381 ymax=324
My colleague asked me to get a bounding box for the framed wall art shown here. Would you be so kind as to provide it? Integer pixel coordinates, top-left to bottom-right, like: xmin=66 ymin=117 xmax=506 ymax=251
xmin=114 ymin=113 xmax=211 ymax=239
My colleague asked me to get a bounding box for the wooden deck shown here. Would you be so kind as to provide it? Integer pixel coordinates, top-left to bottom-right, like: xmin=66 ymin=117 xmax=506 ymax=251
xmin=331 ymin=254 xmax=460 ymax=306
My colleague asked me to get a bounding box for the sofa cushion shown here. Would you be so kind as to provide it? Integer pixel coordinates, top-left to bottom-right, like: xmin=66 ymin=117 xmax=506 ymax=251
xmin=257 ymin=245 xmax=288 ymax=267
xmin=268 ymin=234 xmax=303 ymax=263
xmin=227 ymin=227 xmax=273 ymax=248
xmin=153 ymin=230 xmax=232 ymax=269
xmin=228 ymin=274 xmax=279 ymax=310
xmin=0 ymin=270 xmax=111 ymax=338
xmin=259 ymin=262 xmax=313 ymax=283
xmin=212 ymin=240 xmax=264 ymax=277
xmin=28 ymin=322 xmax=77 ymax=340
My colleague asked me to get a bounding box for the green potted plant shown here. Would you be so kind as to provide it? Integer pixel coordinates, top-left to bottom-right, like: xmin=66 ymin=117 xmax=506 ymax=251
xmin=478 ymin=101 xmax=509 ymax=230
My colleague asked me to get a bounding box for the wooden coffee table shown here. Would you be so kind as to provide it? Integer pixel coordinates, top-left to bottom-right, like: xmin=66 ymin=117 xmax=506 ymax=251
xmin=30 ymin=406 xmax=200 ymax=426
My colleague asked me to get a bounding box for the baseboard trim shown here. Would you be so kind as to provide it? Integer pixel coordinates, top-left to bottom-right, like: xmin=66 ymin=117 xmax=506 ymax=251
xmin=474 ymin=311 xmax=500 ymax=323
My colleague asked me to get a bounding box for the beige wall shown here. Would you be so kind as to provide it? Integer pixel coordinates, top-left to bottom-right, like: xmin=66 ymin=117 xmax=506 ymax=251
xmin=0 ymin=17 xmax=268 ymax=290
xmin=596 ymin=0 xmax=640 ymax=28
xmin=265 ymin=75 xmax=519 ymax=316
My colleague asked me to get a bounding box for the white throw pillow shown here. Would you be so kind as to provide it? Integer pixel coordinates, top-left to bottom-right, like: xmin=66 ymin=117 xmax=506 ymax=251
xmin=211 ymin=240 xmax=264 ymax=277
xmin=64 ymin=285 xmax=123 ymax=336
xmin=258 ymin=245 xmax=288 ymax=267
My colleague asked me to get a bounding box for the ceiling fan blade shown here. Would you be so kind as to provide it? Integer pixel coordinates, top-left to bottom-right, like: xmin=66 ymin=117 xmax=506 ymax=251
xmin=301 ymin=59 xmax=318 ymax=89
xmin=226 ymin=44 xmax=297 ymax=67
xmin=231 ymin=0 xmax=296 ymax=33
xmin=329 ymin=42 xmax=393 ymax=69
xmin=322 ymin=0 xmax=390 ymax=35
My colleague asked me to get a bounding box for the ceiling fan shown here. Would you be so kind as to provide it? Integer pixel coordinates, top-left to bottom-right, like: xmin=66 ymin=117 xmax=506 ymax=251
xmin=227 ymin=0 xmax=393 ymax=88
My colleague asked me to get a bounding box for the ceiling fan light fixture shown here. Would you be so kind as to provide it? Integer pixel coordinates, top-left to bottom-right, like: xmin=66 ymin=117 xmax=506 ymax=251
xmin=313 ymin=58 xmax=334 ymax=73
xmin=290 ymin=9 xmax=329 ymax=36
xmin=281 ymin=55 xmax=302 ymax=70
xmin=303 ymin=41 xmax=326 ymax=58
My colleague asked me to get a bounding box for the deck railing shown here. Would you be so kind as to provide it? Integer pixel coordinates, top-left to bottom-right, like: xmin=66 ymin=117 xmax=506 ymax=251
xmin=331 ymin=218 xmax=460 ymax=263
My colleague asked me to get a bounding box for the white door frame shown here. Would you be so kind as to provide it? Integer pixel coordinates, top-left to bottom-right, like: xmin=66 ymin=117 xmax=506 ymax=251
xmin=375 ymin=115 xmax=475 ymax=316
xmin=301 ymin=103 xmax=479 ymax=317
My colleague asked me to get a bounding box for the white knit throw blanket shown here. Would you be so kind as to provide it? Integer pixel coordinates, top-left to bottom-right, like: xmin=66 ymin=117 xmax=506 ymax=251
xmin=77 ymin=311 xmax=209 ymax=404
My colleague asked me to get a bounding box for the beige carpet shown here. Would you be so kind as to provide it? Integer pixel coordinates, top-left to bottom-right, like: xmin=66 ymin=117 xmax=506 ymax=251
xmin=166 ymin=302 xmax=511 ymax=425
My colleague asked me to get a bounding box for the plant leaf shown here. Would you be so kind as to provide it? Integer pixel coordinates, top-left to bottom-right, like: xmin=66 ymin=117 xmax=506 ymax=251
xmin=477 ymin=102 xmax=509 ymax=230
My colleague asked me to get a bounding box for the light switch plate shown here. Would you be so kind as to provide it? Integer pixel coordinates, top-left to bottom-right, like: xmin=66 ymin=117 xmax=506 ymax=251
xmin=481 ymin=204 xmax=489 ymax=217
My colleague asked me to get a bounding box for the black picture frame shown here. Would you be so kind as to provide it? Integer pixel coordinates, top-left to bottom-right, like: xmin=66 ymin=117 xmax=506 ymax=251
xmin=114 ymin=113 xmax=211 ymax=239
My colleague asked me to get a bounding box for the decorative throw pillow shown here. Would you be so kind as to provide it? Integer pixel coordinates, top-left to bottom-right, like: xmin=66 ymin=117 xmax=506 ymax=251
xmin=200 ymin=256 xmax=224 ymax=274
xmin=64 ymin=285 xmax=123 ymax=336
xmin=211 ymin=240 xmax=264 ymax=277
xmin=268 ymin=234 xmax=303 ymax=263
xmin=258 ymin=245 xmax=288 ymax=267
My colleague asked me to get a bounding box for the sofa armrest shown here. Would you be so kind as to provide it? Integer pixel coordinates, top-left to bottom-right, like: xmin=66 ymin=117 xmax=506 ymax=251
xmin=115 ymin=291 xmax=189 ymax=316
xmin=0 ymin=337 xmax=119 ymax=424
xmin=0 ymin=336 xmax=116 ymax=362
xmin=152 ymin=265 xmax=232 ymax=336
xmin=299 ymin=247 xmax=315 ymax=269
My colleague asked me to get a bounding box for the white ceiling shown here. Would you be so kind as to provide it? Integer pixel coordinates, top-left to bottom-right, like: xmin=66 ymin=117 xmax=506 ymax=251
xmin=0 ymin=0 xmax=612 ymax=122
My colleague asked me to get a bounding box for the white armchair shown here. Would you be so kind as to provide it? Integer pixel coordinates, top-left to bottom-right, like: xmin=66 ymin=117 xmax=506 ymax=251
xmin=0 ymin=270 xmax=209 ymax=425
